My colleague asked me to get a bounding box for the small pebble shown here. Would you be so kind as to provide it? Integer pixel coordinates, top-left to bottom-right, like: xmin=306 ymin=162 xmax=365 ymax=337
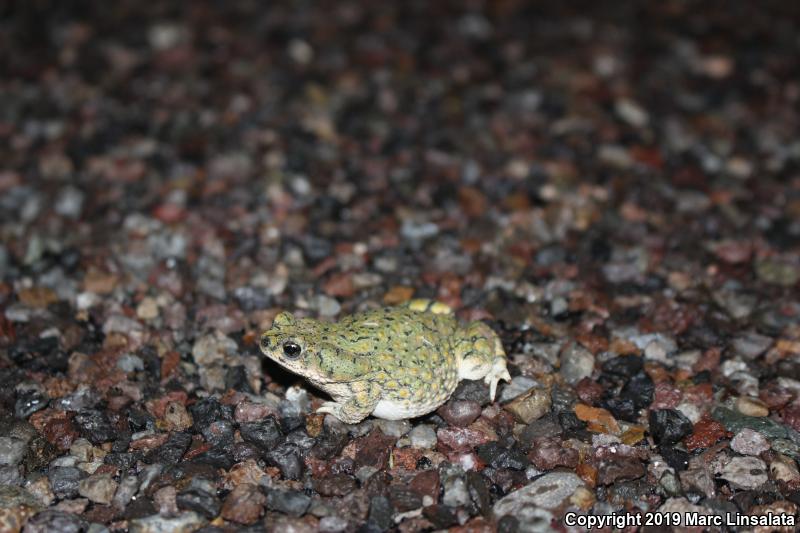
xmin=69 ymin=438 xmax=94 ymax=463
xmin=367 ymin=495 xmax=394 ymax=530
xmin=136 ymin=297 xmax=160 ymax=320
xmin=528 ymin=438 xmax=578 ymax=470
xmin=191 ymin=332 xmax=238 ymax=366
xmin=493 ymin=472 xmax=584 ymax=529
xmin=559 ymin=343 xmax=595 ymax=385
xmin=319 ymin=516 xmax=349 ymax=533
xmin=372 ymin=419 xmax=411 ymax=438
xmin=407 ymin=425 xmax=437 ymax=449
xmin=117 ymin=354 xmax=145 ymax=373
xmin=0 ymin=437 xmax=27 ymax=466
xmin=73 ymin=410 xmax=116 ymax=445
xmin=265 ymin=443 xmax=303 ymax=480
xmin=768 ymin=454 xmax=800 ymax=485
xmin=441 ymin=473 xmax=470 ymax=507
xmin=437 ymin=400 xmax=482 ymax=427
xmin=313 ymin=473 xmax=357 ymax=497
xmin=176 ymin=486 xmax=221 ymax=519
xmin=498 ymin=376 xmax=540 ymax=403
xmin=504 ymin=387 xmax=552 ymax=424
xmin=719 ymin=456 xmax=768 ymax=490
xmin=78 ymin=473 xmax=118 ymax=505
xmin=48 ymin=466 xmax=86 ymax=499
xmin=648 ymin=409 xmax=694 ymax=445
xmin=731 ymin=332 xmax=773 ymax=360
xmin=735 ymin=396 xmax=769 ymax=417
xmin=128 ymin=511 xmax=207 ymax=533
xmin=730 ymin=428 xmax=770 ymax=456
xmin=163 ymin=402 xmax=193 ymax=431
xmin=21 ymin=510 xmax=87 ymax=533
xmin=265 ymin=489 xmax=311 ymax=517
xmin=615 ymin=98 xmax=649 ymax=127
xmin=0 ymin=465 xmax=21 ymax=486
xmin=112 ymin=475 xmax=139 ymax=510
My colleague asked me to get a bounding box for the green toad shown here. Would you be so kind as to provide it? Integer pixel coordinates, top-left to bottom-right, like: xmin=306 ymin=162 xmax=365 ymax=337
xmin=259 ymin=299 xmax=511 ymax=423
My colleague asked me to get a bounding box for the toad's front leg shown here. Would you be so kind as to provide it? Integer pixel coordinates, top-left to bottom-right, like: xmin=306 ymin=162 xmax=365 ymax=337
xmin=316 ymin=381 xmax=381 ymax=424
xmin=456 ymin=321 xmax=511 ymax=402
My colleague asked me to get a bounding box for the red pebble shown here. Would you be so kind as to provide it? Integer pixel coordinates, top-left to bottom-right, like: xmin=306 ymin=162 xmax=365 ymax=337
xmin=651 ymin=382 xmax=682 ymax=409
xmin=684 ymin=417 xmax=727 ymax=451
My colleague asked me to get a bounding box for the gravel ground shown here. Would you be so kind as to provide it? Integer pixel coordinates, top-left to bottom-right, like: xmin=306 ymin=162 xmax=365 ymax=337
xmin=1 ymin=1 xmax=800 ymax=532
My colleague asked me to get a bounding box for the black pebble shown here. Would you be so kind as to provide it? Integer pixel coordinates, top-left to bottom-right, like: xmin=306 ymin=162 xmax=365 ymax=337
xmin=602 ymin=355 xmax=643 ymax=378
xmin=466 ymin=470 xmax=492 ymax=516
xmin=311 ymin=425 xmax=348 ymax=460
xmin=265 ymin=442 xmax=303 ymax=480
xmin=558 ymin=411 xmax=591 ymax=441
xmin=15 ymin=388 xmax=48 ymax=418
xmin=423 ymin=505 xmax=458 ymax=529
xmin=659 ymin=446 xmax=690 ymax=471
xmin=48 ymin=466 xmax=86 ymax=499
xmin=225 ymin=365 xmax=253 ymax=393
xmin=451 ymin=379 xmax=491 ymax=405
xmin=476 ymin=442 xmax=529 ymax=471
xmin=189 ymin=397 xmax=233 ymax=431
xmin=191 ymin=445 xmax=235 ymax=470
xmin=144 ymin=431 xmax=192 ymax=465
xmin=367 ymin=495 xmax=394 ymax=532
xmin=649 ymin=409 xmax=694 ymax=445
xmin=265 ymin=489 xmax=311 ymax=517
xmin=177 ymin=487 xmax=222 ymax=519
xmin=603 ymin=371 xmax=654 ymax=422
xmin=239 ymin=417 xmax=284 ymax=450
xmin=112 ymin=431 xmax=132 ymax=453
xmin=201 ymin=419 xmax=235 ymax=448
xmin=127 ymin=407 xmax=155 ymax=432
xmin=74 ymin=409 xmax=116 ymax=444
xmin=231 ymin=442 xmax=262 ymax=462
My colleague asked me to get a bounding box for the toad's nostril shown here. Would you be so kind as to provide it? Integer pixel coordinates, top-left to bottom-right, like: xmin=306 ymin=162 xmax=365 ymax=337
xmin=260 ymin=335 xmax=270 ymax=350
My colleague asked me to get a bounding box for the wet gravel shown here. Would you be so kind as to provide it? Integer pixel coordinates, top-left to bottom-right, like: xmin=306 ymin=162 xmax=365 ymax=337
xmin=1 ymin=1 xmax=800 ymax=532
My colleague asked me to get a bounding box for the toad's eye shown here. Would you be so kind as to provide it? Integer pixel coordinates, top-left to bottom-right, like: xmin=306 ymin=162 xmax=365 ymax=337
xmin=283 ymin=341 xmax=302 ymax=359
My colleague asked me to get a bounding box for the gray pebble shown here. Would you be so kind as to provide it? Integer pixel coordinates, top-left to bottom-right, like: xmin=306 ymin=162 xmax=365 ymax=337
xmin=0 ymin=436 xmax=28 ymax=466
xmin=559 ymin=343 xmax=595 ymax=384
xmin=407 ymin=425 xmax=437 ymax=449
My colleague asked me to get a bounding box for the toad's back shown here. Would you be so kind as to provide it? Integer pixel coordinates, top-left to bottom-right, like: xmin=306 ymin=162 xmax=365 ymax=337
xmin=335 ymin=304 xmax=462 ymax=417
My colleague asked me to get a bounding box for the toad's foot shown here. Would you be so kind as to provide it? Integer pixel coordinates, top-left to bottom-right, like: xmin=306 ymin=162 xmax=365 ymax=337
xmin=316 ymin=401 xmax=368 ymax=424
xmin=485 ymin=358 xmax=511 ymax=402
xmin=316 ymin=384 xmax=381 ymax=424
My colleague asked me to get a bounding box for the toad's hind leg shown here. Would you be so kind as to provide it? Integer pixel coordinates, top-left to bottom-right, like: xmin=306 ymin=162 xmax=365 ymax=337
xmin=455 ymin=321 xmax=511 ymax=402
xmin=316 ymin=381 xmax=381 ymax=424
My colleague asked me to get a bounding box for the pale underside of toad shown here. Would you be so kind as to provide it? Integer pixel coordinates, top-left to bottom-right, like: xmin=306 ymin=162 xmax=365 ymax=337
xmin=259 ymin=299 xmax=510 ymax=424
